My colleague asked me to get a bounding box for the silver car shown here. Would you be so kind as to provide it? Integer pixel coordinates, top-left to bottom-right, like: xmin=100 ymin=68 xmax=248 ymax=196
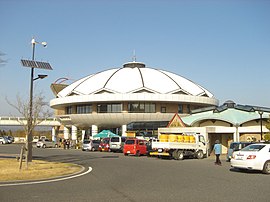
xmin=0 ymin=137 xmax=9 ymax=144
xmin=82 ymin=139 xmax=100 ymax=151
xmin=36 ymin=139 xmax=58 ymax=148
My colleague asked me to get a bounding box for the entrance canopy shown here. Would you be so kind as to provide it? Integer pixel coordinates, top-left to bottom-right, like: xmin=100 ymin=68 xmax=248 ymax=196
xmin=93 ymin=130 xmax=119 ymax=138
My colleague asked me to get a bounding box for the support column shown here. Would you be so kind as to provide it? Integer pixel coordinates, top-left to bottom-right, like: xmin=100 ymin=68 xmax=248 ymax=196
xmin=234 ymin=124 xmax=239 ymax=142
xmin=122 ymin=125 xmax=127 ymax=137
xmin=71 ymin=125 xmax=77 ymax=143
xmin=64 ymin=126 xmax=70 ymax=140
xmin=92 ymin=125 xmax=98 ymax=137
xmin=52 ymin=127 xmax=56 ymax=142
xmin=82 ymin=130 xmax=86 ymax=141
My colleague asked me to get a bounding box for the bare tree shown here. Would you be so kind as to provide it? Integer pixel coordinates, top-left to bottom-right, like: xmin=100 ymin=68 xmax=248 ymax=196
xmin=0 ymin=51 xmax=7 ymax=66
xmin=6 ymin=92 xmax=53 ymax=164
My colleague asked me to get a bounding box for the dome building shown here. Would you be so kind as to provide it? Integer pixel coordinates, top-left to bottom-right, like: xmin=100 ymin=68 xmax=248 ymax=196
xmin=50 ymin=61 xmax=219 ymax=138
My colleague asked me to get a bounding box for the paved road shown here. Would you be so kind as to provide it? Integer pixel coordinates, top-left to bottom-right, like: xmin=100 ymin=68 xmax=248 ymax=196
xmin=0 ymin=144 xmax=269 ymax=202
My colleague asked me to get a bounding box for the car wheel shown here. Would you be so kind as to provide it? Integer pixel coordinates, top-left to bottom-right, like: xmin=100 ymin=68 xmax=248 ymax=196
xmin=196 ymin=150 xmax=204 ymax=159
xmin=55 ymin=144 xmax=58 ymax=148
xmin=136 ymin=150 xmax=140 ymax=157
xmin=91 ymin=147 xmax=95 ymax=151
xmin=262 ymin=161 xmax=270 ymax=174
xmin=0 ymin=142 xmax=3 ymax=144
xmin=42 ymin=144 xmax=46 ymax=148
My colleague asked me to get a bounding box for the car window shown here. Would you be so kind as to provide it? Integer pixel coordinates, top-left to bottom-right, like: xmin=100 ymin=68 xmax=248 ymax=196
xmin=230 ymin=143 xmax=238 ymax=150
xmin=199 ymin=135 xmax=205 ymax=143
xmin=83 ymin=140 xmax=90 ymax=144
xmin=111 ymin=137 xmax=119 ymax=142
xmin=241 ymin=144 xmax=265 ymax=151
xmin=93 ymin=140 xmax=100 ymax=144
xmin=125 ymin=139 xmax=135 ymax=145
xmin=139 ymin=140 xmax=145 ymax=145
xmin=102 ymin=139 xmax=110 ymax=143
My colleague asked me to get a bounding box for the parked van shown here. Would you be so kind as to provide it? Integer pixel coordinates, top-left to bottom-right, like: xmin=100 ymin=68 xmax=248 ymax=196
xmin=109 ymin=136 xmax=126 ymax=152
xmin=123 ymin=138 xmax=147 ymax=156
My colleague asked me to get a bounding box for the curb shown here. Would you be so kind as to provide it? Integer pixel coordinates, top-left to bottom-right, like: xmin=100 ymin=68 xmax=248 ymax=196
xmin=0 ymin=160 xmax=88 ymax=186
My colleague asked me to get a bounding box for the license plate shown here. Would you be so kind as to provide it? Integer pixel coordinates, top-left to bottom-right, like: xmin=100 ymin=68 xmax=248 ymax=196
xmin=127 ymin=151 xmax=130 ymax=154
xmin=236 ymin=156 xmax=243 ymax=160
xmin=158 ymin=149 xmax=163 ymax=153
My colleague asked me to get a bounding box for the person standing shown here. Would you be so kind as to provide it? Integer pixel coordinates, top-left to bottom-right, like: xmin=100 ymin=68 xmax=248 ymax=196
xmin=63 ymin=139 xmax=67 ymax=149
xmin=213 ymin=140 xmax=222 ymax=165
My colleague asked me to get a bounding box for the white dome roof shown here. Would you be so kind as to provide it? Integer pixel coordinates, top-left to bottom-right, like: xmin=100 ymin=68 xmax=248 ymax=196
xmin=57 ymin=62 xmax=214 ymax=98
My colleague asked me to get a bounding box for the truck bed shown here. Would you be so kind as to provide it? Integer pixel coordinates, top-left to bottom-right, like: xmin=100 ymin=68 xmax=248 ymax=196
xmin=151 ymin=141 xmax=200 ymax=150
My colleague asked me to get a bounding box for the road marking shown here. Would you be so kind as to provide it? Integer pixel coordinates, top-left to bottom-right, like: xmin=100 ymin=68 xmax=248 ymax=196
xmin=0 ymin=166 xmax=92 ymax=187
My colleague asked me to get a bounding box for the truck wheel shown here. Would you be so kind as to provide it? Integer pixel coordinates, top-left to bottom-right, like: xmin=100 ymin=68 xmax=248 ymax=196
xmin=175 ymin=150 xmax=184 ymax=160
xmin=172 ymin=150 xmax=178 ymax=160
xmin=136 ymin=150 xmax=141 ymax=157
xmin=196 ymin=150 xmax=204 ymax=159
xmin=262 ymin=161 xmax=270 ymax=174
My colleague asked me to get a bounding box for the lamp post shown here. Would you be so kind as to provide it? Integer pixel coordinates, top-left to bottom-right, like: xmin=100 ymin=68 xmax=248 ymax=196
xmin=21 ymin=37 xmax=52 ymax=162
xmin=258 ymin=111 xmax=264 ymax=141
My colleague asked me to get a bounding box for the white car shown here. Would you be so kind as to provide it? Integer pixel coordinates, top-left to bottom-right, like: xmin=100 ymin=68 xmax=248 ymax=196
xmin=231 ymin=143 xmax=270 ymax=174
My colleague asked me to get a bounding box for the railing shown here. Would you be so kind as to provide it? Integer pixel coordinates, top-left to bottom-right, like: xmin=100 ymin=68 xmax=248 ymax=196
xmin=0 ymin=117 xmax=61 ymax=126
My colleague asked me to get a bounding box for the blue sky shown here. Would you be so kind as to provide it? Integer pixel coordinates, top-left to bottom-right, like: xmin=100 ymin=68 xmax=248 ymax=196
xmin=1 ymin=0 xmax=270 ymax=116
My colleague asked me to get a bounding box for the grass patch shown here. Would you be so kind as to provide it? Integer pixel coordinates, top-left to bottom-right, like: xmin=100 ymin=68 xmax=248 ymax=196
xmin=0 ymin=159 xmax=82 ymax=182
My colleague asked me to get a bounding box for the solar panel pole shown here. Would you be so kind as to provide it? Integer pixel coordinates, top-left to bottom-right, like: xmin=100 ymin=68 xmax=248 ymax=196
xmin=26 ymin=38 xmax=47 ymax=163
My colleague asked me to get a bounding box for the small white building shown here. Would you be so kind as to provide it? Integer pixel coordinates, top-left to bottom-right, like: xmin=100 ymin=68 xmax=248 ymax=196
xmin=181 ymin=101 xmax=270 ymax=154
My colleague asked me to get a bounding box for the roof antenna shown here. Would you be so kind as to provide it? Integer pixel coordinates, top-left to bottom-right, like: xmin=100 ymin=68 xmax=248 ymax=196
xmin=132 ymin=50 xmax=136 ymax=62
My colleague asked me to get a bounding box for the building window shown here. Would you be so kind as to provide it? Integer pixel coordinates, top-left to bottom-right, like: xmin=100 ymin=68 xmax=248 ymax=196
xmin=66 ymin=106 xmax=72 ymax=114
xmin=187 ymin=104 xmax=191 ymax=114
xmin=178 ymin=104 xmax=183 ymax=113
xmin=76 ymin=105 xmax=92 ymax=114
xmin=97 ymin=103 xmax=122 ymax=113
xmin=128 ymin=102 xmax=156 ymax=113
xmin=161 ymin=107 xmax=166 ymax=113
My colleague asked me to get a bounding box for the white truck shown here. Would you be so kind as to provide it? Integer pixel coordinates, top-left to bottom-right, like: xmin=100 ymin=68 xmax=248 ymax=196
xmin=150 ymin=128 xmax=208 ymax=160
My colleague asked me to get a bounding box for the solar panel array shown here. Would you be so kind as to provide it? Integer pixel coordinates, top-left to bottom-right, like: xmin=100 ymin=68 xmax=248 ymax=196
xmin=21 ymin=59 xmax=53 ymax=70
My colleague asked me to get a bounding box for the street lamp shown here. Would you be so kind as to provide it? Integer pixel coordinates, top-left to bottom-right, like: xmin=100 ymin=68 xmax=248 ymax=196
xmin=258 ymin=111 xmax=264 ymax=141
xmin=34 ymin=74 xmax=48 ymax=81
xmin=21 ymin=37 xmax=52 ymax=162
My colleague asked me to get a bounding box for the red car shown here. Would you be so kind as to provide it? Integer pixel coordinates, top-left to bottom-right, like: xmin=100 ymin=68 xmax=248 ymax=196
xmin=98 ymin=138 xmax=110 ymax=152
xmin=123 ymin=138 xmax=147 ymax=156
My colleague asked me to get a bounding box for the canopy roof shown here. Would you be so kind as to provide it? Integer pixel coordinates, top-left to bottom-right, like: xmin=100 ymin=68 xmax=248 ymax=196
xmin=93 ymin=130 xmax=119 ymax=138
xmin=182 ymin=101 xmax=270 ymax=126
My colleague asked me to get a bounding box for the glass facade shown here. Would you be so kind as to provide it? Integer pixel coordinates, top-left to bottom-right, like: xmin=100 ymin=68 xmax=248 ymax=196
xmin=66 ymin=106 xmax=72 ymax=114
xmin=161 ymin=107 xmax=166 ymax=113
xmin=76 ymin=105 xmax=92 ymax=114
xmin=178 ymin=104 xmax=183 ymax=113
xmin=97 ymin=103 xmax=122 ymax=113
xmin=128 ymin=102 xmax=156 ymax=113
